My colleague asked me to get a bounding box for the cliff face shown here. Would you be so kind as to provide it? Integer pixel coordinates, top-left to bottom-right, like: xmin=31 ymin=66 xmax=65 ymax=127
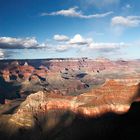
xmin=0 ymin=59 xmax=140 ymax=140
xmin=1 ymin=63 xmax=47 ymax=82
xmin=0 ymin=59 xmax=140 ymax=104
xmin=9 ymin=80 xmax=140 ymax=128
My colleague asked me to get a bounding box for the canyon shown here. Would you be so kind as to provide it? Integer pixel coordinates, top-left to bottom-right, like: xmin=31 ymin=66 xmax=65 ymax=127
xmin=0 ymin=58 xmax=140 ymax=140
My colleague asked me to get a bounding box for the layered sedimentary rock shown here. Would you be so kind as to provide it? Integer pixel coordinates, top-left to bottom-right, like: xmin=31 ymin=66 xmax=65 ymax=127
xmin=0 ymin=58 xmax=140 ymax=132
xmin=1 ymin=61 xmax=47 ymax=82
xmin=9 ymin=80 xmax=140 ymax=128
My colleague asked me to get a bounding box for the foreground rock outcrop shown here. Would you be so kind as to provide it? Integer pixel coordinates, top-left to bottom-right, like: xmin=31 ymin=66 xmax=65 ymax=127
xmin=9 ymin=80 xmax=140 ymax=128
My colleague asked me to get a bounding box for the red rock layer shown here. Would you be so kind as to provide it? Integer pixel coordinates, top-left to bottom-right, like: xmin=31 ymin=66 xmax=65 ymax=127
xmin=9 ymin=80 xmax=140 ymax=127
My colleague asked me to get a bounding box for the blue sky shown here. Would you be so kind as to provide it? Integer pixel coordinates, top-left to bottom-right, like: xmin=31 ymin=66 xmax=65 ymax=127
xmin=0 ymin=0 xmax=140 ymax=59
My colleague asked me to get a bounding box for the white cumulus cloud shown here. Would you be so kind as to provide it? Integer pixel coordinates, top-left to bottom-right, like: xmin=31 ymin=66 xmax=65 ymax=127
xmin=88 ymin=42 xmax=127 ymax=52
xmin=54 ymin=34 xmax=128 ymax=53
xmin=69 ymin=34 xmax=89 ymax=45
xmin=0 ymin=34 xmax=129 ymax=59
xmin=53 ymin=34 xmax=69 ymax=41
xmin=111 ymin=16 xmax=140 ymax=27
xmin=0 ymin=37 xmax=47 ymax=49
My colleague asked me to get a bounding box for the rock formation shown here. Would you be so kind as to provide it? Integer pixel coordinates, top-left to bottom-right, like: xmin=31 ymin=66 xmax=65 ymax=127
xmin=0 ymin=58 xmax=140 ymax=140
xmin=9 ymin=80 xmax=140 ymax=128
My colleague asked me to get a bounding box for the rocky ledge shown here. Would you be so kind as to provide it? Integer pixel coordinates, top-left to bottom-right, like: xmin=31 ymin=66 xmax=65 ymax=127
xmin=9 ymin=80 xmax=140 ymax=128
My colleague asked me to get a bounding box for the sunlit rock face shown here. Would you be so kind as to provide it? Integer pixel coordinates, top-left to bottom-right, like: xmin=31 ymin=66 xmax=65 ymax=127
xmin=0 ymin=58 xmax=140 ymax=140
xmin=9 ymin=80 xmax=140 ymax=128
xmin=0 ymin=61 xmax=48 ymax=82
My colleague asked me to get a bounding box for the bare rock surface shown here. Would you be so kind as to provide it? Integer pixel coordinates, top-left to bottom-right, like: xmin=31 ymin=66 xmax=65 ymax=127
xmin=0 ymin=58 xmax=140 ymax=140
xmin=9 ymin=80 xmax=140 ymax=128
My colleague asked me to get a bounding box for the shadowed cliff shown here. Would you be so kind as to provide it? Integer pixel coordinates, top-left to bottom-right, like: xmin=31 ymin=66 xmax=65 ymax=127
xmin=0 ymin=102 xmax=140 ymax=140
xmin=0 ymin=76 xmax=21 ymax=104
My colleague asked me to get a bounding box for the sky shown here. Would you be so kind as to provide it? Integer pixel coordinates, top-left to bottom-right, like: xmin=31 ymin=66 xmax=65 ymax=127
xmin=0 ymin=0 xmax=140 ymax=60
